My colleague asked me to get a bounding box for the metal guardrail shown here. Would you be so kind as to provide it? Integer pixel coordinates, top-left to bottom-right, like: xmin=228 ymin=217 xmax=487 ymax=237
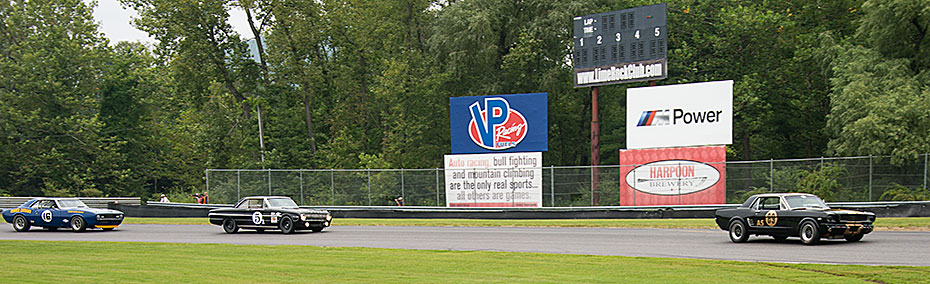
xmin=0 ymin=197 xmax=142 ymax=209
xmin=119 ymin=200 xmax=930 ymax=218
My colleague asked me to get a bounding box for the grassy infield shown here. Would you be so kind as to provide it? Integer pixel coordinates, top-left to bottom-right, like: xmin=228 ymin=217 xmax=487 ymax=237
xmin=2 ymin=218 xmax=929 ymax=283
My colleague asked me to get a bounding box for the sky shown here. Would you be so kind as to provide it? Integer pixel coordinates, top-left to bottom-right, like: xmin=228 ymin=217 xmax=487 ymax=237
xmin=89 ymin=0 xmax=253 ymax=44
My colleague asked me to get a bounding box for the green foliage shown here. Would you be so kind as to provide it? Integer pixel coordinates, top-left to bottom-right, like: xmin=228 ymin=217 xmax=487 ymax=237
xmin=880 ymin=183 xmax=930 ymax=201
xmin=794 ymin=164 xmax=849 ymax=201
xmin=1 ymin=0 xmax=928 ymax=200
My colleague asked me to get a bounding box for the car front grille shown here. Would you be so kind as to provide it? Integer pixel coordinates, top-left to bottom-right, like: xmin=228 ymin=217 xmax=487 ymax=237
xmin=97 ymin=214 xmax=123 ymax=221
xmin=839 ymin=214 xmax=869 ymax=222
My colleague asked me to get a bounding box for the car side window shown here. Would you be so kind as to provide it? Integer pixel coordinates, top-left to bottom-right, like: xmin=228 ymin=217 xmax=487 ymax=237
xmin=235 ymin=200 xmax=249 ymax=209
xmin=31 ymin=200 xmax=52 ymax=209
xmin=248 ymin=199 xmax=263 ymax=209
xmin=760 ymin=198 xmax=780 ymax=210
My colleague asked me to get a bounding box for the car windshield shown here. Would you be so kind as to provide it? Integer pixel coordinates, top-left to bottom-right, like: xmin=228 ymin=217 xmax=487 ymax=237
xmin=266 ymin=198 xmax=298 ymax=208
xmin=784 ymin=195 xmax=828 ymax=209
xmin=58 ymin=199 xmax=88 ymax=208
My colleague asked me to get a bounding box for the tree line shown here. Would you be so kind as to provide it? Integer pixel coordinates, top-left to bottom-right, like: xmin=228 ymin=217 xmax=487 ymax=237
xmin=1 ymin=0 xmax=927 ymax=199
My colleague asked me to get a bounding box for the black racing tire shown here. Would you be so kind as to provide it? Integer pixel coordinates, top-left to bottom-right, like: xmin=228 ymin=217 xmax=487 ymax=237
xmin=728 ymin=219 xmax=749 ymax=243
xmin=279 ymin=216 xmax=295 ymax=234
xmin=772 ymin=235 xmax=788 ymax=242
xmin=799 ymin=221 xmax=821 ymax=245
xmin=222 ymin=217 xmax=239 ymax=234
xmin=12 ymin=215 xmax=30 ymax=232
xmin=844 ymin=234 xmax=863 ymax=242
xmin=70 ymin=216 xmax=87 ymax=232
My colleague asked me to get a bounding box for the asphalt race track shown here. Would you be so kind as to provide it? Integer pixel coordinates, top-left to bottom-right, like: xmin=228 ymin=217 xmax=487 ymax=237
xmin=2 ymin=224 xmax=928 ymax=266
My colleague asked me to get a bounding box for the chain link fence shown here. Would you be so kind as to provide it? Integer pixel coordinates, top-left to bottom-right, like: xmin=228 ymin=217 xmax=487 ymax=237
xmin=206 ymin=154 xmax=930 ymax=206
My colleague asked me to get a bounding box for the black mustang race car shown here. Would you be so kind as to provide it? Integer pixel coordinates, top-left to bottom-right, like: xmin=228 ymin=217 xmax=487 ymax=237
xmin=208 ymin=196 xmax=332 ymax=234
xmin=715 ymin=193 xmax=874 ymax=245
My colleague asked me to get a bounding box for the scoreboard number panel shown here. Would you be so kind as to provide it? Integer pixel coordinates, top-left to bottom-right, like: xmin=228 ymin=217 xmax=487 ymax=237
xmin=572 ymin=3 xmax=667 ymax=88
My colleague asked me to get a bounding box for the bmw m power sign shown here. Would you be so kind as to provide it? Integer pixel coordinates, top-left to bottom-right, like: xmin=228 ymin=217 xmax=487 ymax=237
xmin=450 ymin=93 xmax=547 ymax=154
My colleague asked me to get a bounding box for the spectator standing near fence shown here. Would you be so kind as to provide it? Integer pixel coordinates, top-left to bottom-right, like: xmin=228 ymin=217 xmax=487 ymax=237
xmin=159 ymin=194 xmax=169 ymax=203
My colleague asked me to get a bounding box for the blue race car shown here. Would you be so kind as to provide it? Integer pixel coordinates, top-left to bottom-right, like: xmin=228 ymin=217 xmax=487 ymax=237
xmin=2 ymin=198 xmax=124 ymax=232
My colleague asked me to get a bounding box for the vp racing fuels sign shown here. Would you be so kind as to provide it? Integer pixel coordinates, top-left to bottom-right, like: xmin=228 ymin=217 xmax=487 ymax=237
xmin=450 ymin=93 xmax=547 ymax=154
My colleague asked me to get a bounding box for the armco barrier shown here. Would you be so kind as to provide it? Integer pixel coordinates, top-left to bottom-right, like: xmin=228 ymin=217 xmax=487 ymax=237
xmin=0 ymin=197 xmax=141 ymax=209
xmin=110 ymin=201 xmax=930 ymax=219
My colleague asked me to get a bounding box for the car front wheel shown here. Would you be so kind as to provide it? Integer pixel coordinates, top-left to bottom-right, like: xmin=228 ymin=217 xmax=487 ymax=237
xmin=729 ymin=220 xmax=749 ymax=243
xmin=222 ymin=217 xmax=239 ymax=234
xmin=279 ymin=216 xmax=294 ymax=234
xmin=12 ymin=215 xmax=30 ymax=232
xmin=799 ymin=221 xmax=821 ymax=245
xmin=71 ymin=216 xmax=87 ymax=232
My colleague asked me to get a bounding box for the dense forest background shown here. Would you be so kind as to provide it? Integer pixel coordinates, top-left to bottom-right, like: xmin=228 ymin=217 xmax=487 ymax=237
xmin=1 ymin=0 xmax=928 ymax=199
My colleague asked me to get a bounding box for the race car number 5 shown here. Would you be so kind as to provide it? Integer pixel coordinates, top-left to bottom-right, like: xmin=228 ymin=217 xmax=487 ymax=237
xmin=252 ymin=211 xmax=263 ymax=225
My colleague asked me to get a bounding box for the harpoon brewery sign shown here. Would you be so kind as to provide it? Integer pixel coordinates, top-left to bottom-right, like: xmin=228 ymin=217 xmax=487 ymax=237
xmin=619 ymin=146 xmax=726 ymax=206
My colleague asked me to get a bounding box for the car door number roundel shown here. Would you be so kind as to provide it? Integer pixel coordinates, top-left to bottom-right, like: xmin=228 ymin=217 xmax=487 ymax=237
xmin=252 ymin=211 xmax=263 ymax=225
xmin=765 ymin=211 xmax=778 ymax=226
xmin=41 ymin=210 xmax=53 ymax=223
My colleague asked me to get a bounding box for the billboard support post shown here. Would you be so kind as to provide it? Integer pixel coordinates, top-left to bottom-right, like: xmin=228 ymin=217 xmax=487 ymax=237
xmin=550 ymin=166 xmax=555 ymax=207
xmin=869 ymin=155 xmax=873 ymax=202
xmin=591 ymin=86 xmax=600 ymax=205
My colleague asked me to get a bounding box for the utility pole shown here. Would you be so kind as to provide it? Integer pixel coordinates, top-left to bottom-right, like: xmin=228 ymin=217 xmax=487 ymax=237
xmin=591 ymin=86 xmax=600 ymax=205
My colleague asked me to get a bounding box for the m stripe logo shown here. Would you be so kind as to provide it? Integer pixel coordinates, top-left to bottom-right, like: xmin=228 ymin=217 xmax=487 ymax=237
xmin=637 ymin=110 xmax=670 ymax=127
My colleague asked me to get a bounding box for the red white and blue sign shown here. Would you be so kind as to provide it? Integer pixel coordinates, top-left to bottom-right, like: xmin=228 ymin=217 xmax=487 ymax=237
xmin=450 ymin=93 xmax=548 ymax=154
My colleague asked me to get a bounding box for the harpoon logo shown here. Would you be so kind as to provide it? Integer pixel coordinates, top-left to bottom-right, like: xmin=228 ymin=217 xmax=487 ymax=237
xmin=637 ymin=109 xmax=724 ymax=127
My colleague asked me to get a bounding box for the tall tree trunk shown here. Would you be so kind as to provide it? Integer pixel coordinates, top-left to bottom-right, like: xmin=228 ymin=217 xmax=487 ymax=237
xmin=278 ymin=17 xmax=318 ymax=154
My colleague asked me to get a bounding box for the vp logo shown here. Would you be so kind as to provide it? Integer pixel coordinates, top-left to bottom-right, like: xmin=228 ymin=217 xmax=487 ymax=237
xmin=468 ymin=98 xmax=527 ymax=150
xmin=41 ymin=210 xmax=53 ymax=223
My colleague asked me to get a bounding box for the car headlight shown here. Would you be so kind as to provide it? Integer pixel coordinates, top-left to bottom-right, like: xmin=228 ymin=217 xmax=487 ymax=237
xmin=97 ymin=215 xmax=103 ymax=220
xmin=326 ymin=214 xmax=332 ymax=221
xmin=300 ymin=215 xmax=307 ymax=221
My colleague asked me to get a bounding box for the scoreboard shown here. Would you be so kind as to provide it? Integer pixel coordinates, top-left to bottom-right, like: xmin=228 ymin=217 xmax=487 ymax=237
xmin=572 ymin=3 xmax=667 ymax=88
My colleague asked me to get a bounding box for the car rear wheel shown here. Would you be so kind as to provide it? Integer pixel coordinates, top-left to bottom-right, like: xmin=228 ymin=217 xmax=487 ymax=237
xmin=12 ymin=215 xmax=30 ymax=232
xmin=222 ymin=217 xmax=239 ymax=234
xmin=728 ymin=220 xmax=749 ymax=243
xmin=799 ymin=221 xmax=820 ymax=245
xmin=844 ymin=234 xmax=863 ymax=242
xmin=279 ymin=216 xmax=294 ymax=234
xmin=71 ymin=216 xmax=87 ymax=232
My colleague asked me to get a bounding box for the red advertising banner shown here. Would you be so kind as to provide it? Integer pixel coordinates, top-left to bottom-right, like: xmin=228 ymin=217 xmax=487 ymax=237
xmin=619 ymin=146 xmax=726 ymax=206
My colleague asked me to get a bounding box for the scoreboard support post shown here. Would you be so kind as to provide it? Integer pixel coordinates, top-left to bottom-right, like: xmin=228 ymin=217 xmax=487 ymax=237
xmin=591 ymin=86 xmax=600 ymax=205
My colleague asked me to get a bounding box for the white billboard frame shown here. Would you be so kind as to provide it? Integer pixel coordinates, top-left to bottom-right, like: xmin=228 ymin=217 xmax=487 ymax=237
xmin=626 ymin=80 xmax=733 ymax=149
xmin=444 ymin=152 xmax=542 ymax=207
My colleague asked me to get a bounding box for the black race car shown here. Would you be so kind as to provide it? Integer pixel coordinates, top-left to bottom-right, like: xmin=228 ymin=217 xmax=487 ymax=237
xmin=208 ymin=196 xmax=332 ymax=234
xmin=715 ymin=193 xmax=874 ymax=245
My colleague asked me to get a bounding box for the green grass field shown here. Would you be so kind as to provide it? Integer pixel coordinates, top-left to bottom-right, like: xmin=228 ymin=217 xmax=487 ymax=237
xmin=0 ymin=240 xmax=927 ymax=283
xmin=121 ymin=217 xmax=930 ymax=231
